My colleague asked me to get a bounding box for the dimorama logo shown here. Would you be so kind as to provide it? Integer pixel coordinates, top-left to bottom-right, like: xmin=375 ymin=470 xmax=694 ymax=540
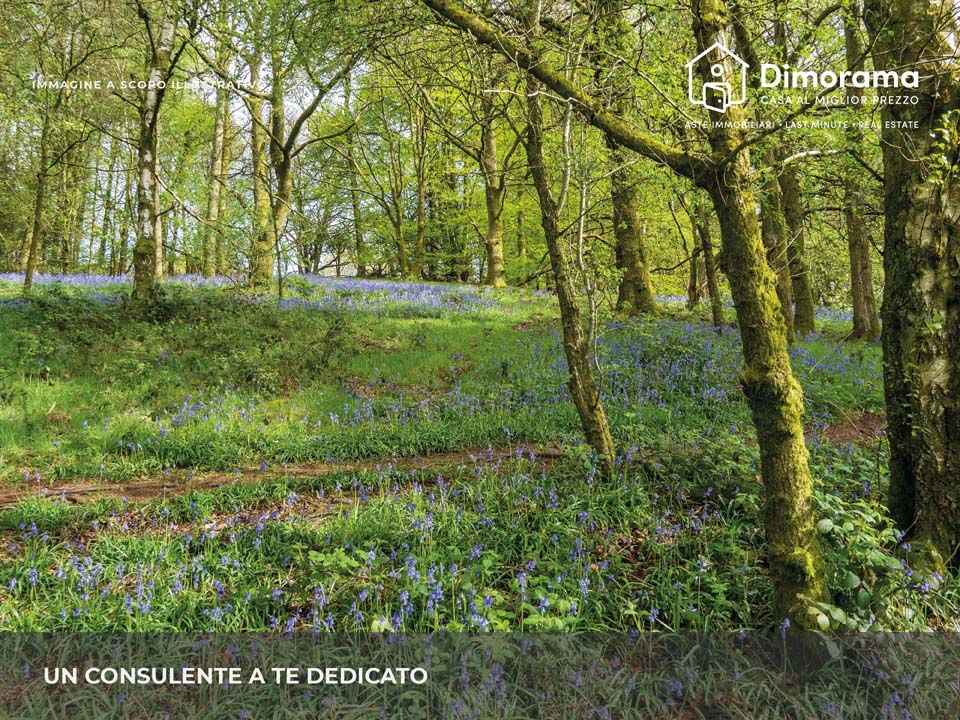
xmin=687 ymin=43 xmax=747 ymax=113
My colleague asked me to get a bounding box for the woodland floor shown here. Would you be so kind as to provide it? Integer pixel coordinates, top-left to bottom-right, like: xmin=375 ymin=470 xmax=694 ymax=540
xmin=0 ymin=274 xmax=952 ymax=652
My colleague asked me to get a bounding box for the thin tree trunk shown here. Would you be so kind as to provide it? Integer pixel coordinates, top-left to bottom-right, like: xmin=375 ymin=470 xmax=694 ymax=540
xmin=845 ymin=189 xmax=880 ymax=341
xmin=153 ymin=167 xmax=163 ymax=279
xmin=844 ymin=8 xmax=880 ymax=341
xmin=249 ymin=51 xmax=273 ymax=285
xmin=480 ymin=94 xmax=507 ymax=288
xmin=23 ymin=111 xmax=51 ymax=296
xmin=99 ymin=134 xmax=118 ymax=269
xmin=696 ymin=202 xmax=725 ymax=327
xmin=345 ymin=73 xmax=365 ymax=278
xmin=523 ymin=7 xmax=615 ymax=479
xmin=203 ymin=85 xmax=227 ymax=277
xmin=116 ymin=154 xmax=135 ymax=275
xmin=761 ymin=148 xmax=796 ymax=341
xmin=779 ymin=161 xmax=816 ymax=335
xmin=217 ymin=109 xmax=231 ymax=275
xmin=687 ymin=230 xmax=702 ymax=310
xmin=18 ymin=228 xmax=34 ymax=272
xmin=169 ymin=134 xmax=191 ymax=275
xmin=412 ymin=107 xmax=427 ymax=280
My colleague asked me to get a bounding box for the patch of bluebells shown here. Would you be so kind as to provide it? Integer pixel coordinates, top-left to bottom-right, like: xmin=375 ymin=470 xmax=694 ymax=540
xmin=288 ymin=275 xmax=500 ymax=318
xmin=0 ymin=272 xmax=234 ymax=288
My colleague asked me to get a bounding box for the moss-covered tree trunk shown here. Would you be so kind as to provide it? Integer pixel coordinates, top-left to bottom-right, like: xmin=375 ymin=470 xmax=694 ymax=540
xmin=778 ymin=160 xmax=816 ymax=335
xmin=865 ymin=0 xmax=960 ymax=562
xmin=695 ymin=201 xmax=725 ymax=327
xmin=692 ymin=1 xmax=827 ymax=620
xmin=843 ymin=7 xmax=880 ymax=341
xmin=610 ymin=146 xmax=658 ymax=315
xmin=523 ymin=13 xmax=615 ymax=479
xmin=761 ymin=148 xmax=796 ymax=341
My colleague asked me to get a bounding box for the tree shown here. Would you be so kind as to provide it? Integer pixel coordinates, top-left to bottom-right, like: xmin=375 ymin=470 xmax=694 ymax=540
xmin=419 ymin=0 xmax=829 ymax=624
xmin=864 ymin=0 xmax=960 ymax=564
xmin=521 ymin=1 xmax=616 ymax=478
xmin=761 ymin=147 xmax=796 ymax=340
xmin=594 ymin=0 xmax=657 ymax=315
xmin=202 ymin=0 xmax=231 ymax=278
xmin=843 ymin=4 xmax=880 ymax=341
xmin=131 ymin=0 xmax=182 ymax=305
xmin=397 ymin=44 xmax=520 ymax=287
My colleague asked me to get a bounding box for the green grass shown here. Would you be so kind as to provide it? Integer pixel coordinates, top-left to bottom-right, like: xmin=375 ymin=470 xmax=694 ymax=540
xmin=0 ymin=276 xmax=953 ymax=641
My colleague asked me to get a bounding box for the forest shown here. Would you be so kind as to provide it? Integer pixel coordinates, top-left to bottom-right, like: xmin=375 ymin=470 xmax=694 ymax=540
xmin=0 ymin=0 xmax=958 ymax=716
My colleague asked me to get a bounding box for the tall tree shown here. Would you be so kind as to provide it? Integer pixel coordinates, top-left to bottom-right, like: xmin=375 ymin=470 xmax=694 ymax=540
xmin=864 ymin=0 xmax=960 ymax=564
xmin=202 ymin=0 xmax=230 ymax=278
xmin=761 ymin=148 xmax=796 ymax=341
xmin=779 ymin=159 xmax=816 ymax=335
xmin=131 ymin=0 xmax=180 ymax=305
xmin=843 ymin=5 xmax=880 ymax=341
xmin=595 ymin=0 xmax=657 ymax=315
xmin=420 ymin=0 xmax=830 ymax=624
xmin=522 ymin=1 xmax=616 ymax=478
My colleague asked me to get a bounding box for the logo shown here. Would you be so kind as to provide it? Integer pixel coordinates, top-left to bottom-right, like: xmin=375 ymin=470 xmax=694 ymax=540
xmin=687 ymin=42 xmax=747 ymax=113
xmin=686 ymin=42 xmax=920 ymax=114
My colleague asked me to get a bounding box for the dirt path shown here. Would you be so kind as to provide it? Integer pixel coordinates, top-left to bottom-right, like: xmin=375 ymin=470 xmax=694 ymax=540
xmin=821 ymin=412 xmax=886 ymax=446
xmin=0 ymin=445 xmax=563 ymax=509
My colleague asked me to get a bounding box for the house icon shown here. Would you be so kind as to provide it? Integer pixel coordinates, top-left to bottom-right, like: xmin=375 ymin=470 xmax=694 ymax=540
xmin=687 ymin=42 xmax=748 ymax=113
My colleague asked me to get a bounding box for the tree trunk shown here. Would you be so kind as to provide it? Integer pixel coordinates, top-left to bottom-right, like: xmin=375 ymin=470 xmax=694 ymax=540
xmin=843 ymin=7 xmax=881 ymax=341
xmin=779 ymin=161 xmax=816 ymax=335
xmin=695 ymin=202 xmax=725 ymax=327
xmin=99 ymin=134 xmax=118 ymax=270
xmin=153 ymin=167 xmax=164 ymax=280
xmin=216 ymin=108 xmax=231 ymax=274
xmin=480 ymin=96 xmax=507 ymax=289
xmin=131 ymin=5 xmax=176 ymax=304
xmin=845 ymin=189 xmax=880 ymax=341
xmin=203 ymin=85 xmax=227 ymax=277
xmin=116 ymin=153 xmax=135 ymax=275
xmin=18 ymin=227 xmax=33 ymax=273
xmin=595 ymin=2 xmax=657 ymax=315
xmin=761 ymin=148 xmax=796 ymax=341
xmin=687 ymin=230 xmax=702 ymax=311
xmin=249 ymin=51 xmax=274 ymax=285
xmin=610 ymin=146 xmax=657 ymax=315
xmin=865 ymin=0 xmax=960 ymax=564
xmin=345 ymin=73 xmax=365 ymax=278
xmin=23 ymin=111 xmax=51 ymax=296
xmin=516 ymin=206 xmax=526 ymax=261
xmin=691 ymin=2 xmax=827 ymax=621
xmin=523 ymin=13 xmax=615 ymax=479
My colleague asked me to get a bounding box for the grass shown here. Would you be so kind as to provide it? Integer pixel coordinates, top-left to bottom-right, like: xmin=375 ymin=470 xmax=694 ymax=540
xmin=0 ymin=273 xmax=955 ymax=716
xmin=0 ymin=273 xmax=951 ymax=632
